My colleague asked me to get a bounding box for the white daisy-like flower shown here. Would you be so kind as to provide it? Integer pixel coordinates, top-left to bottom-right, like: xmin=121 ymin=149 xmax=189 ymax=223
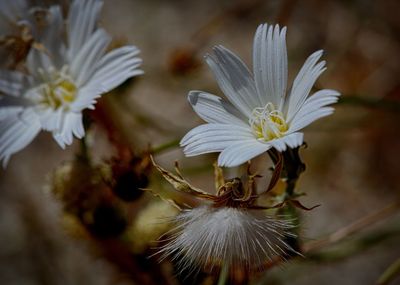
xmin=181 ymin=24 xmax=340 ymax=167
xmin=0 ymin=0 xmax=143 ymax=167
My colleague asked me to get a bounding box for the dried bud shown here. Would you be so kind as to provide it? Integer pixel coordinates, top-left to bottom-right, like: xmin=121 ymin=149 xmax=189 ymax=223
xmin=168 ymin=47 xmax=201 ymax=76
xmin=88 ymin=204 xmax=127 ymax=238
xmin=108 ymin=153 xmax=152 ymax=202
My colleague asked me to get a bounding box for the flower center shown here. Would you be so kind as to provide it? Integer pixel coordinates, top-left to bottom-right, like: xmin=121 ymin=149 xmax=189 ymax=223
xmin=38 ymin=68 xmax=77 ymax=110
xmin=249 ymin=103 xmax=288 ymax=141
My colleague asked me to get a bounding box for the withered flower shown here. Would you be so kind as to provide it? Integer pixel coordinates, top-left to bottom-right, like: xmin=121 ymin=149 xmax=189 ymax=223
xmin=151 ymin=157 xmax=297 ymax=272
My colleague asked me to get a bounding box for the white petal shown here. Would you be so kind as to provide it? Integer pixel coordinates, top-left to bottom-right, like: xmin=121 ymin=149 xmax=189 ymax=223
xmin=0 ymin=70 xmax=28 ymax=96
xmin=26 ymin=48 xmax=54 ymax=80
xmin=0 ymin=94 xmax=32 ymax=120
xmin=0 ymin=106 xmax=23 ymax=121
xmin=205 ymin=45 xmax=258 ymax=117
xmin=89 ymin=45 xmax=142 ymax=92
xmin=180 ymin=124 xmax=254 ymax=157
xmin=288 ymin=107 xmax=334 ymax=133
xmin=69 ymin=28 xmax=111 ymax=86
xmin=286 ymin=50 xmax=326 ymax=122
xmin=70 ymin=85 xmax=104 ymax=112
xmin=52 ymin=112 xmax=84 ymax=148
xmin=38 ymin=107 xmax=64 ymax=133
xmin=41 ymin=5 xmax=65 ymax=69
xmin=187 ymin=91 xmax=247 ymax=126
xmin=290 ymin=89 xmax=340 ymax=127
xmin=253 ymin=24 xmax=288 ymax=108
xmin=0 ymin=108 xmax=41 ymax=167
xmin=67 ymin=0 xmax=103 ymax=61
xmin=268 ymin=132 xmax=304 ymax=152
xmin=218 ymin=140 xmax=270 ymax=167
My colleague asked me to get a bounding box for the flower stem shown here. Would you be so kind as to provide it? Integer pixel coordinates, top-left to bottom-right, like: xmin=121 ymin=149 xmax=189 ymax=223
xmin=377 ymin=257 xmax=400 ymax=285
xmin=338 ymin=96 xmax=400 ymax=113
xmin=269 ymin=147 xmax=306 ymax=254
xmin=217 ymin=263 xmax=229 ymax=285
xmin=151 ymin=139 xmax=180 ymax=154
xmin=282 ymin=147 xmax=305 ymax=198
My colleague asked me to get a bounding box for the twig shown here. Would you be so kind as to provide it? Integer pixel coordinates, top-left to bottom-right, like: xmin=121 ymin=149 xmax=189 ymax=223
xmin=303 ymin=200 xmax=400 ymax=252
xmin=260 ymin=201 xmax=400 ymax=272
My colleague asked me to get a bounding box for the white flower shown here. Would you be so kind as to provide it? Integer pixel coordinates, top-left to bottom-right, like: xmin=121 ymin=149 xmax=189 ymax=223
xmin=181 ymin=24 xmax=340 ymax=167
xmin=159 ymin=206 xmax=295 ymax=271
xmin=0 ymin=0 xmax=143 ymax=167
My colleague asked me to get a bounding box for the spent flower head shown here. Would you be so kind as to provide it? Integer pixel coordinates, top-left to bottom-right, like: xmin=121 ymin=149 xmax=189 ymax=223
xmin=151 ymin=157 xmax=297 ymax=272
xmin=0 ymin=0 xmax=143 ymax=167
xmin=181 ymin=23 xmax=340 ymax=167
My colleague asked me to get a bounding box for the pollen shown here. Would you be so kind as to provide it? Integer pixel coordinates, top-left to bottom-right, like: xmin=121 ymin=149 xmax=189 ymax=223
xmin=39 ymin=73 xmax=77 ymax=110
xmin=249 ymin=103 xmax=288 ymax=141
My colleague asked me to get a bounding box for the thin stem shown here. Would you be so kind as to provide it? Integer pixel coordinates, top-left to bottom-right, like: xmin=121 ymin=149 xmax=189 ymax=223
xmin=281 ymin=147 xmax=305 ymax=198
xmin=262 ymin=208 xmax=400 ymax=269
xmin=303 ymin=200 xmax=400 ymax=252
xmin=377 ymin=257 xmax=400 ymax=285
xmin=268 ymin=147 xmax=306 ymax=254
xmin=217 ymin=263 xmax=229 ymax=285
xmin=338 ymin=96 xmax=400 ymax=113
xmin=152 ymin=139 xmax=180 ymax=154
xmin=306 ymin=226 xmax=400 ymax=262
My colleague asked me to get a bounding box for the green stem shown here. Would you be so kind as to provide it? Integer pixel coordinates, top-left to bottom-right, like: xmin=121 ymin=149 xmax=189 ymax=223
xmin=306 ymin=226 xmax=400 ymax=263
xmin=377 ymin=257 xmax=400 ymax=285
xmin=77 ymin=131 xmax=90 ymax=164
xmin=151 ymin=139 xmax=180 ymax=154
xmin=272 ymin=147 xmax=306 ymax=254
xmin=338 ymin=96 xmax=400 ymax=112
xmin=217 ymin=263 xmax=229 ymax=285
xmin=282 ymin=147 xmax=305 ymax=198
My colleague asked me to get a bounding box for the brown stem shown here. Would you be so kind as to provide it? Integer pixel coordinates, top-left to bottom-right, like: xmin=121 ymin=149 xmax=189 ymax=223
xmin=260 ymin=200 xmax=400 ymax=271
xmin=303 ymin=200 xmax=400 ymax=252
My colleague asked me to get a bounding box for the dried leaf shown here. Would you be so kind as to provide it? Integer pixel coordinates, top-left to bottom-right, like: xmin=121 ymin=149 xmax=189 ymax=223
xmin=140 ymin=188 xmax=187 ymax=211
xmin=174 ymin=160 xmax=184 ymax=179
xmin=289 ymin=200 xmax=320 ymax=211
xmin=213 ymin=162 xmax=225 ymax=190
xmin=260 ymin=151 xmax=283 ymax=195
xmin=151 ymin=156 xmax=215 ymax=200
xmin=253 ymin=199 xmax=319 ymax=211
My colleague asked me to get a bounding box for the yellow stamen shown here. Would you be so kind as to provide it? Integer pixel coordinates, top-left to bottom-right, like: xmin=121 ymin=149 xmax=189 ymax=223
xmin=38 ymin=71 xmax=77 ymax=110
xmin=249 ymin=103 xmax=288 ymax=141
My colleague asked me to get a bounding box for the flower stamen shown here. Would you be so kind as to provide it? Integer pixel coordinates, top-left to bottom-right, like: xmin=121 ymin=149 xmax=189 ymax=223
xmin=37 ymin=67 xmax=77 ymax=110
xmin=249 ymin=102 xmax=288 ymax=141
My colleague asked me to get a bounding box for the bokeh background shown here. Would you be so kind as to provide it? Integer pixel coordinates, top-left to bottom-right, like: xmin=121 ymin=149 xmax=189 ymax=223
xmin=1 ymin=0 xmax=400 ymax=284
